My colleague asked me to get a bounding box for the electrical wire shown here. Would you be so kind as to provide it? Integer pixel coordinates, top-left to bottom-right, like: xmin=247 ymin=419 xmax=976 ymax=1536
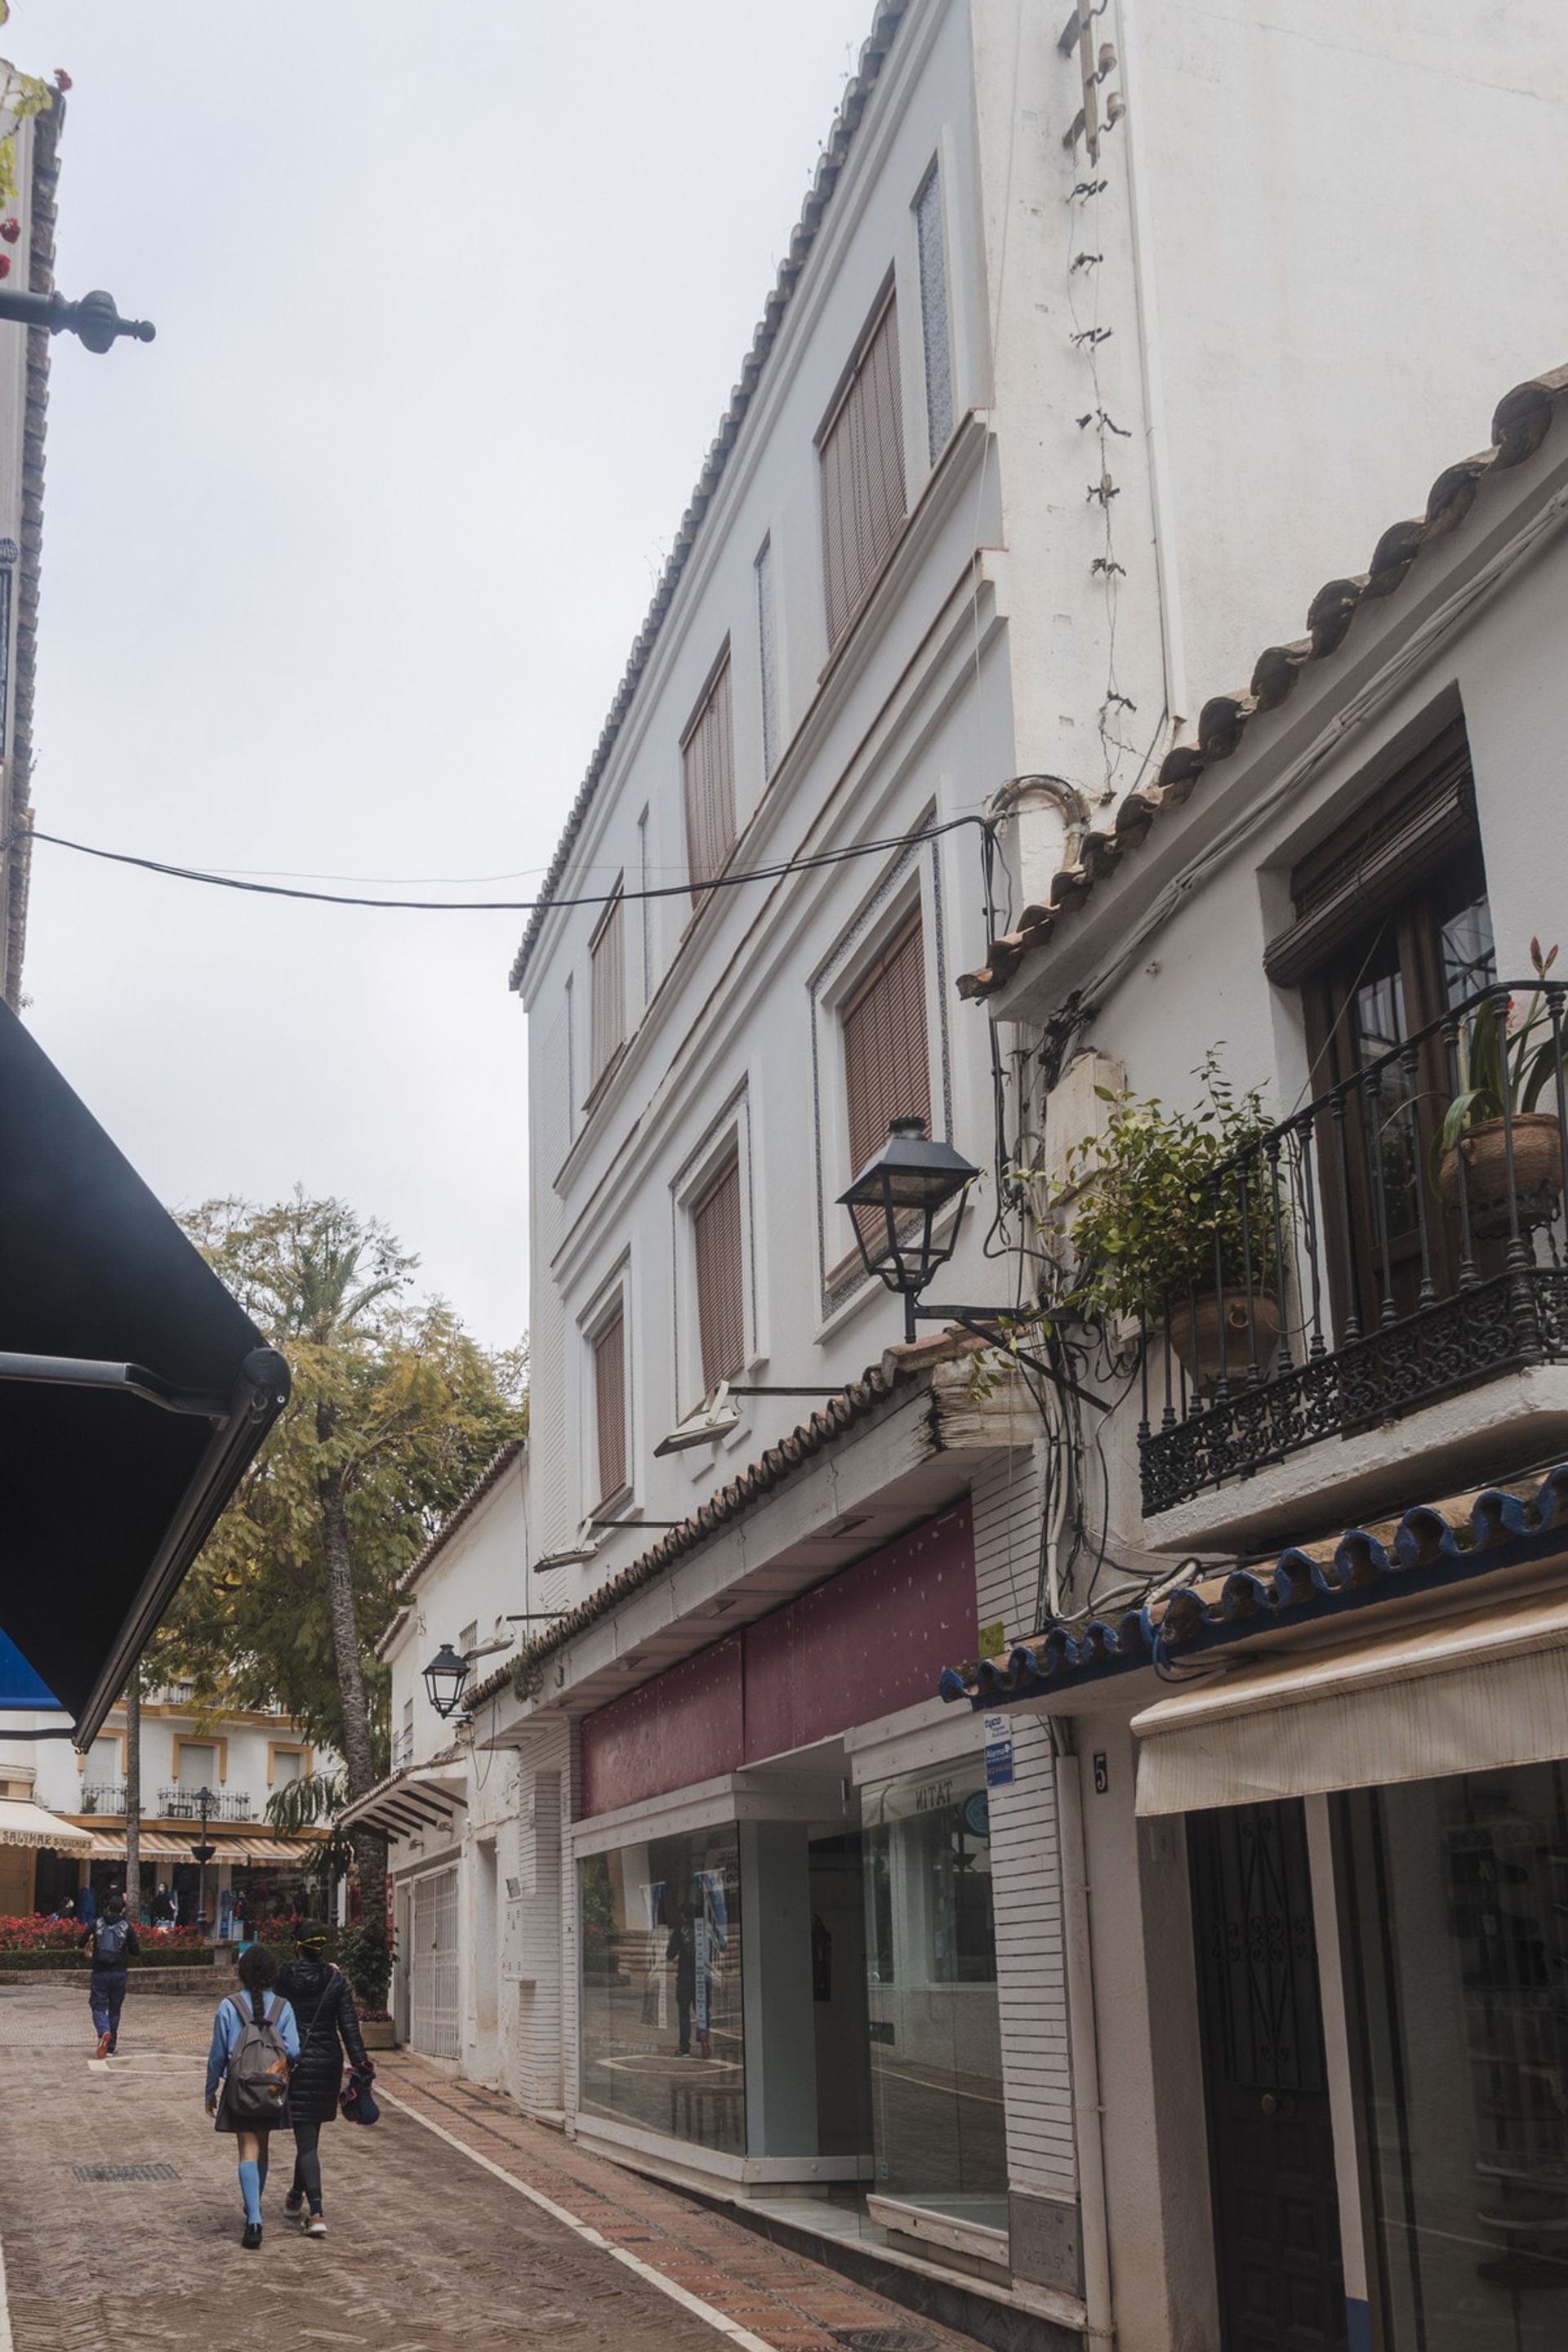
xmin=0 ymin=813 xmax=993 ymax=916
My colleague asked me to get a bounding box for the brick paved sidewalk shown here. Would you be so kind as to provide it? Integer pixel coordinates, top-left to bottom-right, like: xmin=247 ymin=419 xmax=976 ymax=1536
xmin=0 ymin=1983 xmax=981 ymax=2352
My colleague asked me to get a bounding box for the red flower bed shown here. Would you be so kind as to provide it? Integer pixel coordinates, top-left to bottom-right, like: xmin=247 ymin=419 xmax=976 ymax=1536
xmin=0 ymin=1914 xmax=209 ymax=1953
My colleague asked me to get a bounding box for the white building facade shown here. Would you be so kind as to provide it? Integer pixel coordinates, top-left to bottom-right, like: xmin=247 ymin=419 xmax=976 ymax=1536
xmin=376 ymin=6 xmax=1568 ymax=2346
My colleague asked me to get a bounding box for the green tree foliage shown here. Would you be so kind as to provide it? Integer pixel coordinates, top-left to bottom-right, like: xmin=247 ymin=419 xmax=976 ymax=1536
xmin=160 ymin=1196 xmax=526 ymax=1890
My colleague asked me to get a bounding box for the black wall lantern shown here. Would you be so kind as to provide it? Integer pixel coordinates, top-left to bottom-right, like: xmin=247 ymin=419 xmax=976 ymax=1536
xmin=838 ymin=1117 xmax=980 ymax=1343
xmin=838 ymin=1117 xmax=1107 ymax=1411
xmin=421 ymin=1642 xmax=470 ymax=1721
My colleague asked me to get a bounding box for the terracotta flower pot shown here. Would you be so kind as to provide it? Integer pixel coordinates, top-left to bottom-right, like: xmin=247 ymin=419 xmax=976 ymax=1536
xmin=1169 ymin=1290 xmax=1282 ymax=1396
xmin=1437 ymin=1112 xmax=1563 ymax=1237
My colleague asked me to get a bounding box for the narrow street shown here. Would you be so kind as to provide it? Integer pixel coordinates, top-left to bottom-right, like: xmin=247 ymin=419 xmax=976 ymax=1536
xmin=0 ymin=1983 xmax=981 ymax=2352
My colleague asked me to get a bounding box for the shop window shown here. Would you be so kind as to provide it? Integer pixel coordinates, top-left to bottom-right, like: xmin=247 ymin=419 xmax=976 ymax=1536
xmin=1340 ymin=1765 xmax=1568 ymax=2344
xmin=578 ymin=1824 xmax=744 ymax=2155
xmin=860 ymin=1762 xmax=1005 ymax=2229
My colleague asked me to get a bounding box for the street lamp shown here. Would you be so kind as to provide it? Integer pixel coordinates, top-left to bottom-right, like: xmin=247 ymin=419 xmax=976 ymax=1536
xmin=189 ymin=1784 xmax=216 ymax=1936
xmin=0 ymin=285 xmax=154 ymax=351
xmin=838 ymin=1116 xmax=1108 ymax=1411
xmin=421 ymin=1642 xmax=470 ymax=1722
xmin=838 ymin=1117 xmax=980 ymax=1344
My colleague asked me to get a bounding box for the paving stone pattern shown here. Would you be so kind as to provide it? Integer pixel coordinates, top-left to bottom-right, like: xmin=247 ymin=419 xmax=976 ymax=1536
xmin=0 ymin=1984 xmax=981 ymax=2352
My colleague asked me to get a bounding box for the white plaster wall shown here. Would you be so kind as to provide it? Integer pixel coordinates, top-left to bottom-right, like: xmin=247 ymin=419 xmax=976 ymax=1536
xmin=1137 ymin=0 xmax=1568 ymax=715
xmin=386 ymin=1454 xmax=532 ymax=1769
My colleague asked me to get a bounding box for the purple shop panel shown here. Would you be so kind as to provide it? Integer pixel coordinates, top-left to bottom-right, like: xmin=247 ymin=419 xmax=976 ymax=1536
xmin=580 ymin=1633 xmax=744 ymax=1818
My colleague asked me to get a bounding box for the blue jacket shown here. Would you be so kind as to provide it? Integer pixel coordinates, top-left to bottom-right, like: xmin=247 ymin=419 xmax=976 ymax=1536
xmin=205 ymin=1990 xmax=299 ymax=2102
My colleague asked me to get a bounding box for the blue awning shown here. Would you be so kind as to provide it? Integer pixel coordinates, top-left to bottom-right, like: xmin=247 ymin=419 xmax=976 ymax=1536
xmin=0 ymin=1626 xmax=58 ymax=1710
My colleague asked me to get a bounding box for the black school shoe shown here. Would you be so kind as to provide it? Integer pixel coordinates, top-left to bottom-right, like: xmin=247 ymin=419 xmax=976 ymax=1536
xmin=241 ymin=2222 xmax=262 ymax=2250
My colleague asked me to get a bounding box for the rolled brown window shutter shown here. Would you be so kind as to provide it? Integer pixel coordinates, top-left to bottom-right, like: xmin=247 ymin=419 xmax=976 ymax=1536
xmin=821 ymin=292 xmax=907 ymax=648
xmin=683 ymin=651 xmax=737 ymax=901
xmin=693 ymin=1153 xmax=745 ymax=1392
xmin=594 ymin=1307 xmax=626 ymax=1503
xmin=844 ymin=913 xmax=932 ymax=1183
xmin=1265 ymin=731 xmax=1477 ymax=987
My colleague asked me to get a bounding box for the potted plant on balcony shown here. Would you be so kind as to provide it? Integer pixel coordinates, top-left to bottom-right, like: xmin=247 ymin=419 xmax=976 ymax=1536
xmin=1062 ymin=1054 xmax=1284 ymax=1394
xmin=1432 ymin=942 xmax=1566 ymax=1236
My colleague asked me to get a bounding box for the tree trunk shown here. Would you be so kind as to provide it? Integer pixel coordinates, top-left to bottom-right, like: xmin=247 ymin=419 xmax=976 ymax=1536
xmin=124 ymin=1665 xmax=141 ymax=1923
xmin=318 ymin=1459 xmax=386 ymax=1927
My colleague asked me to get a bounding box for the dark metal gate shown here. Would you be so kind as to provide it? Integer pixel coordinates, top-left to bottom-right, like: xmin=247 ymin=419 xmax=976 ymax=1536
xmin=1189 ymin=1798 xmax=1348 ymax=2352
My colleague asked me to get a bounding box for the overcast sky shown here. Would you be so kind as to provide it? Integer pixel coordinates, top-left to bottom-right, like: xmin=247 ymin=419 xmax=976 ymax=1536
xmin=11 ymin=0 xmax=875 ymax=1349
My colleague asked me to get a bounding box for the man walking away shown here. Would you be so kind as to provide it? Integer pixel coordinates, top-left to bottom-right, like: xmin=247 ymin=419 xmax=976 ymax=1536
xmin=81 ymin=1895 xmax=139 ymax=2059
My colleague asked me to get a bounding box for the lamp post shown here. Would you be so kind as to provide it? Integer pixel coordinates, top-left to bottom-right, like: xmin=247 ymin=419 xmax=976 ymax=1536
xmin=421 ymin=1642 xmax=470 ymax=1722
xmin=0 ymin=285 xmax=154 ymax=350
xmin=190 ymin=1784 xmax=216 ymax=1936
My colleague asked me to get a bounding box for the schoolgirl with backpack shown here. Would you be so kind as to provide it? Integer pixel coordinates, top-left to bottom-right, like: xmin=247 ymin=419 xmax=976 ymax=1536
xmin=80 ymin=1893 xmax=140 ymax=2059
xmin=204 ymin=1942 xmax=301 ymax=2247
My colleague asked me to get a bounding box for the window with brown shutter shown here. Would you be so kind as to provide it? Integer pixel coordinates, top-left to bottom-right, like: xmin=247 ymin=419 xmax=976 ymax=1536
xmin=592 ymin=1305 xmax=626 ymax=1505
xmin=693 ymin=1152 xmax=745 ymax=1394
xmin=821 ymin=290 xmax=907 ymax=650
xmin=589 ymin=888 xmax=625 ymax=1089
xmin=843 ymin=912 xmax=932 ymax=1192
xmin=682 ymin=651 xmax=737 ymax=902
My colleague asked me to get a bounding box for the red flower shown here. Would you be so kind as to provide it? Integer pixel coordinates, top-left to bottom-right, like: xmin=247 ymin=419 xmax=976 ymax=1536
xmin=0 ymin=220 xmax=20 ymax=246
xmin=0 ymin=256 xmax=12 ymax=280
xmin=53 ymin=69 xmax=72 ymax=93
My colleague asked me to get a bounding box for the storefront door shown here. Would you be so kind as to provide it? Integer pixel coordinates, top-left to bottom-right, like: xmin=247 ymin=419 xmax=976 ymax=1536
xmin=1190 ymin=1798 xmax=1348 ymax=2352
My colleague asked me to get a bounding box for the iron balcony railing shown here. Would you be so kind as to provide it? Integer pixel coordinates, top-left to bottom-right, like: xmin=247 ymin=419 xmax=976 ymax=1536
xmin=157 ymin=1788 xmax=256 ymax=1821
xmin=1138 ymin=979 xmax=1568 ymax=1516
xmin=78 ymin=1781 xmax=127 ymax=1815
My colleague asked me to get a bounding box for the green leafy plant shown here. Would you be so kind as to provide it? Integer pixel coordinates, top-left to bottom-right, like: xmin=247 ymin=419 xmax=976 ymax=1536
xmin=1062 ymin=1054 xmax=1281 ymax=1325
xmin=1431 ymin=938 xmax=1562 ymax=1178
xmin=336 ymin=1917 xmax=394 ymax=2016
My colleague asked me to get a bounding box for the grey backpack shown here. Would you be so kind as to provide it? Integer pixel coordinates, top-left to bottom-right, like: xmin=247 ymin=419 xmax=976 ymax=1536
xmin=225 ymin=1991 xmax=292 ymax=2123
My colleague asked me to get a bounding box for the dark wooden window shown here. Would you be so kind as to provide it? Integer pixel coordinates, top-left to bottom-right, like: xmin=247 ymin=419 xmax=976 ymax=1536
xmin=1266 ymin=722 xmax=1493 ymax=1333
xmin=821 ymin=291 xmax=907 ymax=649
xmin=693 ymin=1152 xmax=745 ymax=1394
xmin=844 ymin=912 xmax=932 ymax=1191
xmin=589 ymin=888 xmax=626 ymax=1089
xmin=682 ymin=652 xmax=736 ymax=901
xmin=592 ymin=1305 xmax=627 ymax=1505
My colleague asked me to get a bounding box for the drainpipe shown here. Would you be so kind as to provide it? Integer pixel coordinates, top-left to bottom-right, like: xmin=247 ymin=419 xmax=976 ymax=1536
xmin=1114 ymin=0 xmax=1187 ymax=752
xmin=1054 ymin=1726 xmax=1116 ymax=2350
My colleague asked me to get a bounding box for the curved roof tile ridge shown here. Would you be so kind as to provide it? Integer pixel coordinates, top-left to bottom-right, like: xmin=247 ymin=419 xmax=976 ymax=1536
xmin=938 ymin=1463 xmax=1568 ymax=1707
xmin=958 ymin=362 xmax=1568 ymax=1000
xmin=509 ymin=2 xmax=911 ymax=995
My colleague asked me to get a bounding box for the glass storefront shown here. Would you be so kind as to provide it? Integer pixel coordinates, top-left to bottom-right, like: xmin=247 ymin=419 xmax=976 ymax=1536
xmin=578 ymin=1823 xmax=744 ymax=2155
xmin=862 ymin=1761 xmax=1006 ymax=2229
xmin=1341 ymin=1764 xmax=1568 ymax=2346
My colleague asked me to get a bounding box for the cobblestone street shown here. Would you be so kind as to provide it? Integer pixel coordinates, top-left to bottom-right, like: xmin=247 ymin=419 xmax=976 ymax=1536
xmin=0 ymin=1984 xmax=983 ymax=2352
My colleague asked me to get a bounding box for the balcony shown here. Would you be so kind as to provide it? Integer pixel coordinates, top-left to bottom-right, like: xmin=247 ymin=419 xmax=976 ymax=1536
xmin=78 ymin=1782 xmax=127 ymax=1815
xmin=1138 ymin=980 xmax=1568 ymax=1530
xmin=157 ymin=1788 xmax=256 ymax=1821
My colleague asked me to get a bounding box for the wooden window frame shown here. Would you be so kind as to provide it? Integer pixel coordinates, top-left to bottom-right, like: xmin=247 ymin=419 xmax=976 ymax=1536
xmin=590 ymin=1298 xmax=630 ymax=1512
xmin=819 ymin=283 xmax=909 ymax=652
xmin=842 ymin=906 xmax=933 ymax=1185
xmin=681 ymin=644 xmax=737 ymax=904
xmin=692 ymin=1147 xmax=746 ymax=1401
xmin=587 ymin=884 xmax=626 ymax=1099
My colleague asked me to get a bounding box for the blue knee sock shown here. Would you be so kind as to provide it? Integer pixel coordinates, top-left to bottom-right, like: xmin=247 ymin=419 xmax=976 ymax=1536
xmin=238 ymin=2159 xmax=262 ymax=2226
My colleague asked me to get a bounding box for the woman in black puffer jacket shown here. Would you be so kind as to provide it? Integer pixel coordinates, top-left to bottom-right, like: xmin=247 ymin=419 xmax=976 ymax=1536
xmin=276 ymin=1921 xmax=370 ymax=2236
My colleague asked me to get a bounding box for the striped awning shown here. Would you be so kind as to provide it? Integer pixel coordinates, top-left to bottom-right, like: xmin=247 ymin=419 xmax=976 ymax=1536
xmin=231 ymin=1836 xmax=314 ymax=1864
xmin=82 ymin=1829 xmax=193 ymax=1861
xmin=0 ymin=1796 xmax=92 ymax=1853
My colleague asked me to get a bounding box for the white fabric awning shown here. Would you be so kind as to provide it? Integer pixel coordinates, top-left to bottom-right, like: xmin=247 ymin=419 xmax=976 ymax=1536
xmin=0 ymin=1795 xmax=92 ymax=1853
xmin=1132 ymin=1588 xmax=1568 ymax=1815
